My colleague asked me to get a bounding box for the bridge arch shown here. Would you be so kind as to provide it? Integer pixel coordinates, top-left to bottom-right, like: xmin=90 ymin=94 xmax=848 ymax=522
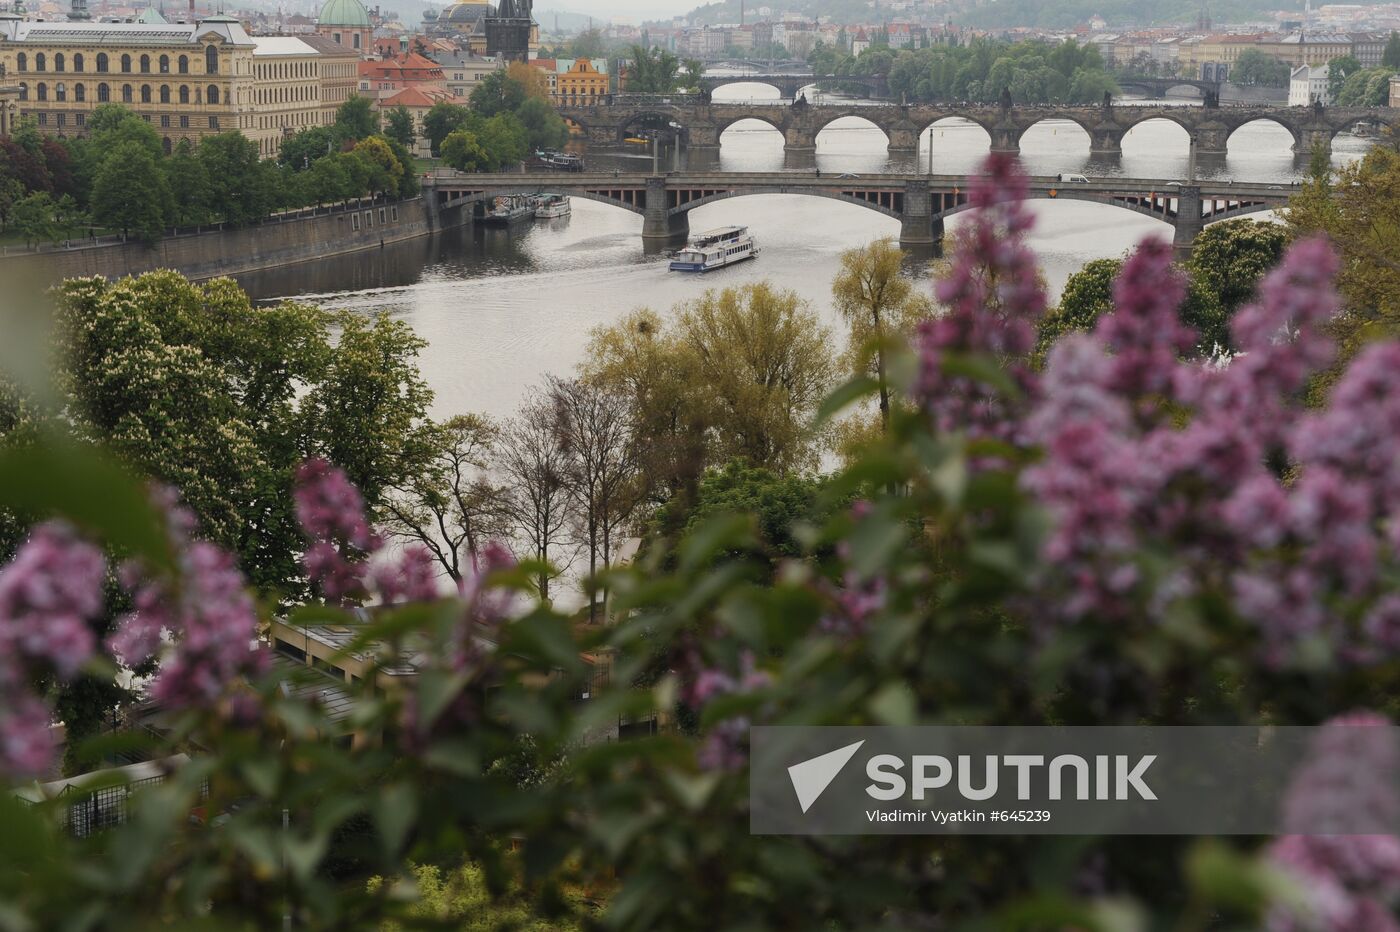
xmin=1017 ymin=115 xmax=1094 ymax=153
xmin=1225 ymin=116 xmax=1302 ymax=151
xmin=615 ymin=110 xmax=689 ymax=144
xmin=454 ymin=190 xmax=648 ymax=216
xmin=667 ymin=187 xmax=905 ymax=220
xmin=1121 ymin=114 xmax=1194 ymax=155
xmin=707 ymin=78 xmax=789 ymax=101
xmin=814 ymin=112 xmax=891 ymax=148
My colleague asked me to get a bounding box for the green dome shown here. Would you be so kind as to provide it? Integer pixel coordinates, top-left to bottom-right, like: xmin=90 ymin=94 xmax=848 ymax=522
xmin=318 ymin=0 xmax=370 ymax=28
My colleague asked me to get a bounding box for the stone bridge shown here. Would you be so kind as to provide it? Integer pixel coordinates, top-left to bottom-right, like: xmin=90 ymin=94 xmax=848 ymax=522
xmin=559 ymin=100 xmax=1399 ymax=156
xmin=425 ymin=169 xmax=1292 ymax=257
xmin=1113 ymin=76 xmax=1221 ymax=99
xmin=697 ymin=72 xmax=890 ymax=99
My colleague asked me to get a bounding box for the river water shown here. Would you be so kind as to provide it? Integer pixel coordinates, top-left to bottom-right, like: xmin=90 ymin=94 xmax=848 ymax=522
xmin=239 ymin=83 xmax=1372 ymax=422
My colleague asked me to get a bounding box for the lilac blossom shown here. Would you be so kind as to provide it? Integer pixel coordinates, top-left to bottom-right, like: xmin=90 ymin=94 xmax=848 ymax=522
xmin=1267 ymin=712 xmax=1400 ymax=931
xmin=294 ymin=458 xmax=380 ymax=605
xmin=373 ymin=545 xmax=440 ymax=606
xmin=683 ymin=651 xmax=771 ymax=773
xmin=1096 ymin=239 xmax=1195 ymax=399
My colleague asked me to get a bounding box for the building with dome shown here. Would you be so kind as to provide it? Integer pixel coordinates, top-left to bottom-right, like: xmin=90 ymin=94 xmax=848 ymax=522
xmin=316 ymin=0 xmax=372 ymax=55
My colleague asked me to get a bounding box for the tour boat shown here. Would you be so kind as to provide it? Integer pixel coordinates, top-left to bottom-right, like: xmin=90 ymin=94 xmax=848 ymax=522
xmin=534 ymin=194 xmax=572 ymax=219
xmin=668 ymin=226 xmax=759 ymax=272
xmin=484 ymin=195 xmax=535 ymax=226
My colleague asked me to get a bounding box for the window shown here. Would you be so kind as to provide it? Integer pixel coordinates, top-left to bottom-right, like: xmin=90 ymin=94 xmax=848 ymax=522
xmin=74 ymin=84 xmax=85 ymax=102
xmin=121 ymin=54 xmax=131 ymax=73
xmin=35 ymin=53 xmax=45 ymax=72
xmin=274 ymin=639 xmax=306 ymax=663
xmin=178 ymin=55 xmax=188 ymax=74
xmin=365 ymin=210 xmax=373 ymax=227
xmin=55 ymin=54 xmax=65 ymax=72
xmin=56 ymin=113 xmax=65 ymax=127
xmin=352 ymin=213 xmax=360 ymax=231
xmin=16 ymin=53 xmax=25 ymax=72
xmin=391 ymin=206 xmax=398 ymax=221
xmin=208 ymin=115 xmax=219 ymax=129
xmin=76 ymin=113 xmax=85 ymax=127
xmin=180 ymin=115 xmax=189 ymax=128
xmin=36 ymin=82 xmax=46 ymax=101
xmin=160 ymin=85 xmax=169 ymax=103
xmin=121 ymin=84 xmax=132 ymax=103
xmin=140 ymin=55 xmax=150 ymax=74
xmin=73 ymin=54 xmax=84 ymax=72
xmin=353 ymin=32 xmax=361 ymax=49
xmin=162 ymin=137 xmax=171 ymax=155
xmin=159 ymin=54 xmax=169 ymax=74
xmin=37 ymin=113 xmax=46 ymax=126
xmin=179 ymin=85 xmax=189 ymax=104
xmin=379 ymin=208 xmax=386 ymax=223
xmin=207 ymin=84 xmax=219 ymax=105
xmin=205 ymin=45 xmax=218 ymax=75
xmin=96 ymin=53 xmax=108 ymax=73
xmin=55 ymin=83 xmax=65 ymax=102
xmin=140 ymin=85 xmax=151 ymax=104
xmin=97 ymin=83 xmax=109 ymax=102
xmin=160 ymin=115 xmax=170 ymax=127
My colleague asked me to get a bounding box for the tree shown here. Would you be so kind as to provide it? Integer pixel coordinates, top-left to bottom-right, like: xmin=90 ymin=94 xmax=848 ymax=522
xmin=280 ymin=126 xmax=338 ymax=170
xmin=90 ymin=140 xmax=171 ymax=241
xmin=478 ymin=113 xmax=528 ymax=170
xmin=506 ymin=60 xmax=551 ymax=100
xmin=334 ymin=94 xmax=379 ymax=144
xmin=569 ymin=27 xmax=606 ymax=59
xmin=675 ymin=283 xmax=836 ymax=473
xmin=516 ymin=96 xmax=569 ymax=152
xmin=381 ymin=414 xmax=502 ymax=582
xmin=547 ymin=376 xmax=640 ymax=623
xmin=831 ymin=239 xmax=931 ymax=433
xmin=625 ymin=45 xmax=681 ymax=94
xmin=1384 ymin=31 xmax=1400 ymax=69
xmin=469 ymin=70 xmax=528 ymax=118
xmin=1186 ymin=219 xmax=1290 ymax=319
xmin=164 ymin=140 xmax=211 ymax=226
xmin=422 ymin=102 xmax=470 ymax=157
xmin=1036 ymin=253 xmax=1227 ymax=358
xmin=8 ymin=191 xmax=57 ymax=247
xmin=440 ymin=129 xmax=490 ymax=172
xmin=682 ymin=59 xmax=705 ymax=90
xmin=305 ymin=152 xmax=353 ymax=204
xmin=351 ymin=135 xmax=405 ymax=197
xmin=1334 ymin=66 xmax=1397 ymax=106
xmin=1229 ymin=48 xmax=1291 ymax=88
xmin=1327 ymin=54 xmax=1362 ymax=101
xmin=498 ymin=390 xmax=573 ymax=600
xmin=301 ymin=311 xmax=432 ymax=510
xmin=197 ymin=132 xmax=274 ymax=226
xmin=385 ymin=105 xmax=416 ymax=150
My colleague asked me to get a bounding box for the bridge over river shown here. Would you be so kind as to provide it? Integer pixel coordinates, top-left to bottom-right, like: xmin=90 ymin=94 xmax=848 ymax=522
xmin=425 ymin=170 xmax=1293 ymax=257
xmin=559 ymin=99 xmax=1397 ymax=158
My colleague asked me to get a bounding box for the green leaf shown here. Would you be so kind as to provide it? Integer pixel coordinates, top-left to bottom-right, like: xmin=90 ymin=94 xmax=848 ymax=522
xmin=0 ymin=431 xmax=171 ymax=570
xmin=940 ymin=351 xmax=1020 ymax=398
xmin=373 ymin=783 xmax=417 ymax=858
xmin=664 ymin=770 xmax=721 ymax=812
xmin=814 ymin=374 xmax=878 ymax=425
xmin=499 ymin=611 xmax=586 ymax=676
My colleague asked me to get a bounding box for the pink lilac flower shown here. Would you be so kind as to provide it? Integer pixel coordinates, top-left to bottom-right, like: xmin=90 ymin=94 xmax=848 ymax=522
xmin=683 ymin=651 xmax=771 ymax=773
xmin=1096 ymin=239 xmax=1195 ymax=399
xmin=1267 ymin=712 xmax=1400 ymax=931
xmin=0 ymin=692 xmax=59 ymax=779
xmin=0 ymin=521 xmax=105 ymax=679
xmin=294 ymin=458 xmax=380 ymax=605
xmin=373 ymin=545 xmax=440 ymax=606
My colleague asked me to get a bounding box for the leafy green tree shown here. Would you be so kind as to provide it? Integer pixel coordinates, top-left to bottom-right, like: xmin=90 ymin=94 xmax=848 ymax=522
xmin=478 ymin=113 xmax=528 ymax=170
xmin=164 ymin=140 xmax=211 ymax=226
xmin=305 ymin=152 xmax=353 ymax=204
xmin=422 ymin=102 xmax=470 ymax=156
xmin=469 ymin=70 xmax=528 ymax=118
xmin=1384 ymin=31 xmax=1400 ymax=69
xmin=1186 ymin=219 xmax=1289 ymax=319
xmin=1334 ymin=66 xmax=1397 ymax=106
xmin=9 ymin=191 xmax=58 ymax=247
xmin=385 ymin=105 xmax=416 ymax=150
xmin=625 ymin=45 xmax=681 ymax=93
xmin=334 ymin=94 xmax=379 ymax=144
xmin=1327 ymin=54 xmax=1362 ymax=101
xmin=1036 ymin=253 xmax=1227 ymax=358
xmin=569 ymin=27 xmax=606 ymax=59
xmin=196 ymin=132 xmax=274 ymax=226
xmin=0 ymin=176 xmax=26 ymax=232
xmin=440 ymin=129 xmax=490 ymax=172
xmin=90 ymin=140 xmax=171 ymax=241
xmin=351 ymin=135 xmax=405 ymax=197
xmin=516 ymin=96 xmax=569 ymax=152
xmin=279 ymin=125 xmax=338 ymax=170
xmin=1228 ymin=48 xmax=1292 ymax=87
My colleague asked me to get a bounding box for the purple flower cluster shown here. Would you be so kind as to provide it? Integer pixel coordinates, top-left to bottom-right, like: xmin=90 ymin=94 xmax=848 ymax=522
xmin=914 ymin=154 xmax=1046 ymax=447
xmin=0 ymin=522 xmax=106 ymax=777
xmin=108 ymin=493 xmax=268 ymax=714
xmin=295 ymin=459 xmax=381 ymax=605
xmin=1267 ymin=712 xmax=1400 ymax=931
xmin=819 ymin=503 xmax=889 ymax=639
xmin=681 ymin=650 xmax=771 ymax=772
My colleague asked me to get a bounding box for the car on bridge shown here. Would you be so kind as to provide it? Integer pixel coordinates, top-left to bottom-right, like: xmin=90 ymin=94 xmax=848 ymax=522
xmin=1057 ymin=173 xmax=1090 ymax=183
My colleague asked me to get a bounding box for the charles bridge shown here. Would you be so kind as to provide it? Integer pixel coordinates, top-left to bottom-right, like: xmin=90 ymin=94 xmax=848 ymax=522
xmin=424 ymin=169 xmax=1293 ymax=257
xmin=558 ymin=97 xmax=1398 ymax=157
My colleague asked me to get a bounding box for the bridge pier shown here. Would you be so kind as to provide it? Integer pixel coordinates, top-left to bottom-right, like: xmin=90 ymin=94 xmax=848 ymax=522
xmin=989 ymin=125 xmax=1021 ymax=155
xmin=887 ymin=125 xmax=919 ymax=154
xmin=899 ymin=180 xmax=944 ymax=250
xmin=784 ymin=126 xmax=816 ymax=152
xmin=1297 ymin=127 xmax=1333 ymax=156
xmin=643 ymin=177 xmax=689 ymax=246
xmin=1171 ymin=185 xmax=1203 ymax=261
xmin=1194 ymin=126 xmax=1230 ymax=158
xmin=1089 ymin=127 xmax=1124 ymax=157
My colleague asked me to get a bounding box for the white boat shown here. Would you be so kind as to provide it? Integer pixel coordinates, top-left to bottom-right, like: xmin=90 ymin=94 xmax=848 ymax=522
xmin=534 ymin=194 xmax=571 ymax=219
xmin=484 ymin=195 xmax=534 ymax=226
xmin=668 ymin=225 xmax=759 ymax=272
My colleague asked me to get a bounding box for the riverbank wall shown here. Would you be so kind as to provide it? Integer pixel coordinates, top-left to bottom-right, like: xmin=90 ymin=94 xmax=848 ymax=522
xmin=0 ymin=194 xmax=470 ymax=285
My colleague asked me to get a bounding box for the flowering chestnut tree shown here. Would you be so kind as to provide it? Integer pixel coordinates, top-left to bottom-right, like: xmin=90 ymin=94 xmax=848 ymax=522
xmin=2 ymin=154 xmax=1400 ymax=929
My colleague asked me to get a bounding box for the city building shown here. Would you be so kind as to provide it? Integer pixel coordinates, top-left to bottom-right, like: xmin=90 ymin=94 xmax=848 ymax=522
xmin=431 ymin=47 xmax=500 ymax=97
xmin=374 ymin=84 xmax=469 ymax=157
xmin=0 ymin=13 xmax=255 ymax=151
xmin=1289 ymin=62 xmax=1330 ymax=105
xmin=554 ymin=56 xmax=606 ymax=106
xmin=316 ymin=0 xmax=373 ymax=55
xmin=358 ymin=51 xmax=444 ymax=96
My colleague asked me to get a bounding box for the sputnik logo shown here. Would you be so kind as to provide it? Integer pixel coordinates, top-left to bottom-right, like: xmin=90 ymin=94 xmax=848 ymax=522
xmin=788 ymin=740 xmax=865 ymax=813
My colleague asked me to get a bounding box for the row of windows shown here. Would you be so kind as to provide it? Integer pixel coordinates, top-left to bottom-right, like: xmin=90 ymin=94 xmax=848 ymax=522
xmin=13 ymin=46 xmax=218 ymax=75
xmin=18 ymin=82 xmax=221 ymax=105
xmin=33 ymin=110 xmax=217 ymax=134
xmin=255 ymin=84 xmax=318 ymax=105
xmin=254 ymin=60 xmax=319 ymax=80
xmin=349 ymin=206 xmax=398 ymax=231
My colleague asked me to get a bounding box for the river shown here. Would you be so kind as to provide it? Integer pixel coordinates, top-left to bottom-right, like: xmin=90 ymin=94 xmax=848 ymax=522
xmin=238 ymin=83 xmax=1372 ymax=422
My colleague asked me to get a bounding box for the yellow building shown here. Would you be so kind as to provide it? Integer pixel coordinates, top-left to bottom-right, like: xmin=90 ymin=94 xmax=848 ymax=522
xmin=248 ymin=35 xmax=360 ymax=158
xmin=554 ymin=57 xmax=607 ymax=107
xmin=0 ymin=13 xmax=255 ymax=151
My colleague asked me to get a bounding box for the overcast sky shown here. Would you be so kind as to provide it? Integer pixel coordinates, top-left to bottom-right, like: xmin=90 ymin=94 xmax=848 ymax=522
xmin=538 ymin=0 xmax=704 ymax=24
